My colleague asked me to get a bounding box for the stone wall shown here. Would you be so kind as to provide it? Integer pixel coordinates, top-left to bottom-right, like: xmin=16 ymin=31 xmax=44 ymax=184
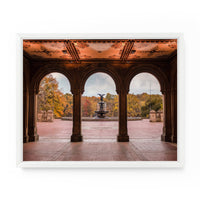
xmin=149 ymin=110 xmax=163 ymax=122
xmin=37 ymin=110 xmax=54 ymax=122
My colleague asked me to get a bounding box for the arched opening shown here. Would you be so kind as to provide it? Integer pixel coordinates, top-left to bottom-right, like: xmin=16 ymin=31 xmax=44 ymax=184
xmin=36 ymin=72 xmax=73 ymax=140
xmin=82 ymin=72 xmax=118 ymax=139
xmin=127 ymin=72 xmax=164 ymax=140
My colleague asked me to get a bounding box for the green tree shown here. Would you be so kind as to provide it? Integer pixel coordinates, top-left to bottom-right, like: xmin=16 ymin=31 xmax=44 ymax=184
xmin=141 ymin=95 xmax=163 ymax=117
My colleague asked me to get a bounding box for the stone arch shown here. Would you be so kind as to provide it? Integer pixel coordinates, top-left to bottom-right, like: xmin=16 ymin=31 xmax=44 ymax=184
xmin=125 ymin=64 xmax=170 ymax=94
xmin=80 ymin=64 xmax=121 ymax=94
xmin=125 ymin=64 xmax=173 ymax=142
xmin=79 ymin=64 xmax=121 ymax=141
xmin=28 ymin=64 xmax=74 ymax=142
xmin=30 ymin=64 xmax=73 ymax=94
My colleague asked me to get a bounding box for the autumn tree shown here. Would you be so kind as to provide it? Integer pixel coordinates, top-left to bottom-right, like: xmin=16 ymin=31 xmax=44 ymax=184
xmin=127 ymin=94 xmax=141 ymax=117
xmin=63 ymin=93 xmax=73 ymax=117
xmin=82 ymin=97 xmax=93 ymax=117
xmin=112 ymin=95 xmax=119 ymax=117
xmin=38 ymin=75 xmax=163 ymax=119
xmin=37 ymin=74 xmax=73 ymax=118
xmin=104 ymin=93 xmax=117 ymax=117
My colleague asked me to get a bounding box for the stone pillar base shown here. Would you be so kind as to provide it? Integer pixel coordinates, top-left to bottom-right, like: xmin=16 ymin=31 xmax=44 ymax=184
xmin=117 ymin=135 xmax=129 ymax=142
xmin=171 ymin=136 xmax=177 ymax=143
xmin=161 ymin=134 xmax=171 ymax=142
xmin=23 ymin=136 xmax=29 ymax=143
xmin=29 ymin=134 xmax=39 ymax=142
xmin=71 ymin=134 xmax=82 ymax=142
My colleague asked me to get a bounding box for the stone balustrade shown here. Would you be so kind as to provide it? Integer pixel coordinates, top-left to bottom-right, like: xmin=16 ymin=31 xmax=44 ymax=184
xmin=37 ymin=110 xmax=54 ymax=122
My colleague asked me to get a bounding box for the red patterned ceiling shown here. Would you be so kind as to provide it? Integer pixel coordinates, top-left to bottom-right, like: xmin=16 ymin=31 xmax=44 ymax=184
xmin=23 ymin=39 xmax=177 ymax=62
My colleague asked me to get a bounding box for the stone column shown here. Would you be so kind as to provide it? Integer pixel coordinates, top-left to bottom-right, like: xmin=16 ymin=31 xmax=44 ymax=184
xmin=171 ymin=89 xmax=177 ymax=143
xmin=28 ymin=89 xmax=39 ymax=142
xmin=117 ymin=89 xmax=129 ymax=142
xmin=23 ymin=88 xmax=29 ymax=143
xmin=71 ymin=89 xmax=83 ymax=142
xmin=161 ymin=89 xmax=172 ymax=142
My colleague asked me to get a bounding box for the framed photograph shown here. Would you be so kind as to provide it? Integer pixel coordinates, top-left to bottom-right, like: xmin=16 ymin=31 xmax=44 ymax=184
xmin=17 ymin=33 xmax=184 ymax=168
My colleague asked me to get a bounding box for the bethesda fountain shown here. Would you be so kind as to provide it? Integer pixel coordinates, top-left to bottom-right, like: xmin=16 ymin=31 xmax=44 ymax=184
xmin=95 ymin=94 xmax=109 ymax=118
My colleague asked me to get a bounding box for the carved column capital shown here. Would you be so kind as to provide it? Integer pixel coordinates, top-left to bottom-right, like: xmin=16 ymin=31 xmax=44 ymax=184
xmin=161 ymin=88 xmax=171 ymax=95
xmin=30 ymin=88 xmax=38 ymax=95
xmin=71 ymin=86 xmax=84 ymax=95
xmin=117 ymin=87 xmax=129 ymax=95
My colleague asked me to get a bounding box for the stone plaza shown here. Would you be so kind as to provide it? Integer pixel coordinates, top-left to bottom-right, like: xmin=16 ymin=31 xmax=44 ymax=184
xmin=23 ymin=119 xmax=177 ymax=161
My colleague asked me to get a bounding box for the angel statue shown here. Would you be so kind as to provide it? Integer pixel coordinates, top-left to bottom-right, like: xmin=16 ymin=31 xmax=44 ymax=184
xmin=98 ymin=94 xmax=105 ymax=101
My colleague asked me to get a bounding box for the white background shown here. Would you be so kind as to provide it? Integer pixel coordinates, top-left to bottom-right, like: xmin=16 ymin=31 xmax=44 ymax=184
xmin=0 ymin=0 xmax=199 ymax=199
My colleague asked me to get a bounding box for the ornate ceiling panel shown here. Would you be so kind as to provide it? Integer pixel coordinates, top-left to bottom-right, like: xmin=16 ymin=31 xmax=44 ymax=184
xmin=74 ymin=41 xmax=125 ymax=59
xmin=128 ymin=40 xmax=177 ymax=60
xmin=23 ymin=39 xmax=177 ymax=62
xmin=23 ymin=40 xmax=73 ymax=60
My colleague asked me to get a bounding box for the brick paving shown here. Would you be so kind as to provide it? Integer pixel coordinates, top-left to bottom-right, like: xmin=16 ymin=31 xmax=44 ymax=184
xmin=37 ymin=119 xmax=163 ymax=139
xmin=23 ymin=119 xmax=177 ymax=161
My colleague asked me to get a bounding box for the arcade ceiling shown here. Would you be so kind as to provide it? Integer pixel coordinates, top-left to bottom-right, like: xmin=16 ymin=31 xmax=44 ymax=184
xmin=23 ymin=39 xmax=177 ymax=63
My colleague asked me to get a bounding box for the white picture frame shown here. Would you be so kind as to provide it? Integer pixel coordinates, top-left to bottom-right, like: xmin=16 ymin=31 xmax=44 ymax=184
xmin=16 ymin=33 xmax=184 ymax=168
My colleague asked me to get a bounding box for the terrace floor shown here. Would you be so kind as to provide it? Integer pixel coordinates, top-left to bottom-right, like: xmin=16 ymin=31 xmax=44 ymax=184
xmin=23 ymin=119 xmax=177 ymax=161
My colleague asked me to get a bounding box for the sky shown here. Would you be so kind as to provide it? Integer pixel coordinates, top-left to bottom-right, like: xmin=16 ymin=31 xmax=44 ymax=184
xmin=51 ymin=72 xmax=161 ymax=96
xmin=129 ymin=73 xmax=161 ymax=95
xmin=51 ymin=73 xmax=71 ymax=93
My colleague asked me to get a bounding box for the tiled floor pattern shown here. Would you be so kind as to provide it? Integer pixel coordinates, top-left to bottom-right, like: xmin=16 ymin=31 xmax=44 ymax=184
xmin=23 ymin=119 xmax=176 ymax=161
xmin=23 ymin=138 xmax=177 ymax=161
